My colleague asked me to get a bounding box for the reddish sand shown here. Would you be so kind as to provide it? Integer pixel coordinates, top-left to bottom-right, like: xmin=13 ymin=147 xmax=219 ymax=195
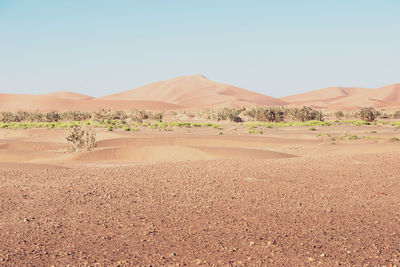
xmin=1 ymin=125 xmax=400 ymax=265
xmin=1 ymin=77 xmax=399 ymax=111
xmin=281 ymin=84 xmax=400 ymax=110
xmin=0 ymin=75 xmax=285 ymax=112
xmin=100 ymin=75 xmax=287 ymax=108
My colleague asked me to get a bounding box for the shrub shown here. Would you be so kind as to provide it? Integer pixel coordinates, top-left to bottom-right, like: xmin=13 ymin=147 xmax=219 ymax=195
xmin=0 ymin=112 xmax=18 ymax=122
xmin=61 ymin=111 xmax=91 ymax=121
xmin=110 ymin=110 xmax=127 ymax=120
xmin=28 ymin=110 xmax=44 ymax=122
xmin=358 ymin=107 xmax=380 ymax=122
xmin=289 ymin=106 xmax=324 ymax=122
xmin=214 ymin=108 xmax=243 ymax=122
xmin=244 ymin=107 xmax=286 ymax=122
xmin=152 ymin=112 xmax=163 ymax=122
xmin=66 ymin=125 xmax=96 ymax=152
xmin=45 ymin=111 xmax=61 ymax=122
xmin=130 ymin=110 xmax=150 ymax=123
xmin=393 ymin=111 xmax=400 ymax=119
xmin=334 ymin=111 xmax=344 ymax=120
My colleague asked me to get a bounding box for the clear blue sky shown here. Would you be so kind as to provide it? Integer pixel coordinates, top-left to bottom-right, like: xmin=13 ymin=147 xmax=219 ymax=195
xmin=0 ymin=0 xmax=399 ymax=97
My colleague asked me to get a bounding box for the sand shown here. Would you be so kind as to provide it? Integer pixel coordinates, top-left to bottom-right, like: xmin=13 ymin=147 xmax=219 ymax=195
xmin=280 ymin=83 xmax=400 ymax=110
xmin=1 ymin=124 xmax=400 ymax=265
xmin=1 ymin=76 xmax=399 ymax=111
xmin=0 ymin=75 xmax=286 ymax=112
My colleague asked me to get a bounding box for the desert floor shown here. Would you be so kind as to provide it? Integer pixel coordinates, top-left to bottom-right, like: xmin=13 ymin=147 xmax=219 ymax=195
xmin=1 ymin=125 xmax=400 ymax=265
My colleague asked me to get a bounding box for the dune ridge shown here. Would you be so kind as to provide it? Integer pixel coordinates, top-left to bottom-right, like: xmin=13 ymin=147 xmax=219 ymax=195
xmin=0 ymin=75 xmax=285 ymax=112
xmin=1 ymin=76 xmax=399 ymax=111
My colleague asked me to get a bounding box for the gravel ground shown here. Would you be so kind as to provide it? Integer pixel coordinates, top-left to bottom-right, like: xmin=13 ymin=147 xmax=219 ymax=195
xmin=1 ymin=153 xmax=400 ymax=266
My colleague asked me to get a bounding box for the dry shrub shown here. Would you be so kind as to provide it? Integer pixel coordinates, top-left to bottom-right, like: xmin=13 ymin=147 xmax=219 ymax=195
xmin=66 ymin=125 xmax=96 ymax=152
xmin=334 ymin=110 xmax=344 ymax=120
xmin=289 ymin=106 xmax=324 ymax=122
xmin=244 ymin=107 xmax=286 ymax=122
xmin=358 ymin=107 xmax=380 ymax=122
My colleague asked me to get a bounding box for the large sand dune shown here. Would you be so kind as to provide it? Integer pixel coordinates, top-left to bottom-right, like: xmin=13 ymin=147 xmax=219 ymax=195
xmin=0 ymin=75 xmax=285 ymax=111
xmin=281 ymin=83 xmax=400 ymax=110
xmin=1 ymin=78 xmax=399 ymax=111
xmin=100 ymin=74 xmax=287 ymax=108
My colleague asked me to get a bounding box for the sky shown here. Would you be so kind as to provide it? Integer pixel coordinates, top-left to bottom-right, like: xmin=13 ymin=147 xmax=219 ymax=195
xmin=0 ymin=0 xmax=399 ymax=97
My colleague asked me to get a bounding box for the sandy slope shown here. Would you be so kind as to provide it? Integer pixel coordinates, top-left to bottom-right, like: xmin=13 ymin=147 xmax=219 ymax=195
xmin=0 ymin=75 xmax=285 ymax=111
xmin=100 ymin=75 xmax=287 ymax=108
xmin=281 ymin=84 xmax=400 ymax=110
xmin=0 ymin=93 xmax=182 ymax=112
xmin=2 ymin=78 xmax=399 ymax=111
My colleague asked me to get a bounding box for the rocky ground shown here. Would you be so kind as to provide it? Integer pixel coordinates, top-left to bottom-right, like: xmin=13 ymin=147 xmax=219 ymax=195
xmin=1 ymin=153 xmax=400 ymax=266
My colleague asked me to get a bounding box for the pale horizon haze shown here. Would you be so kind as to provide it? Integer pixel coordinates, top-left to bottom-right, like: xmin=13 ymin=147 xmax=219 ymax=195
xmin=0 ymin=0 xmax=399 ymax=98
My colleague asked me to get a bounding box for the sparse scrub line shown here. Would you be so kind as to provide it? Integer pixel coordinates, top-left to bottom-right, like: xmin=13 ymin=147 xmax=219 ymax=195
xmin=0 ymin=120 xmax=223 ymax=131
xmin=1 ymin=107 xmax=400 ymax=130
xmin=333 ymin=134 xmax=400 ymax=141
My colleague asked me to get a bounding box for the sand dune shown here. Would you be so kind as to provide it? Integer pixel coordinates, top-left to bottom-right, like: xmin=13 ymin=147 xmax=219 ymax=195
xmin=42 ymin=91 xmax=94 ymax=100
xmin=73 ymin=145 xmax=293 ymax=162
xmin=99 ymin=75 xmax=287 ymax=108
xmin=281 ymin=84 xmax=400 ymax=110
xmin=0 ymin=75 xmax=284 ymax=111
xmin=0 ymin=94 xmax=182 ymax=112
xmin=1 ymin=78 xmax=399 ymax=111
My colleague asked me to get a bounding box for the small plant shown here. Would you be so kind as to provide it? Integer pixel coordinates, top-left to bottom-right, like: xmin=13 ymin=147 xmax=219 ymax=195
xmin=309 ymin=127 xmax=316 ymax=131
xmin=348 ymin=135 xmax=359 ymax=140
xmin=66 ymin=125 xmax=96 ymax=152
xmin=219 ymin=131 xmax=223 ymax=135
xmin=123 ymin=126 xmax=131 ymax=131
xmin=107 ymin=125 xmax=113 ymax=131
xmin=390 ymin=137 xmax=400 ymax=141
xmin=393 ymin=111 xmax=400 ymax=119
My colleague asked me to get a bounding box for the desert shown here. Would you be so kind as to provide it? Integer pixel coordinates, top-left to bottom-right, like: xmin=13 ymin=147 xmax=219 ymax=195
xmin=2 ymin=1 xmax=400 ymax=265
xmin=1 ymin=91 xmax=400 ymax=265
